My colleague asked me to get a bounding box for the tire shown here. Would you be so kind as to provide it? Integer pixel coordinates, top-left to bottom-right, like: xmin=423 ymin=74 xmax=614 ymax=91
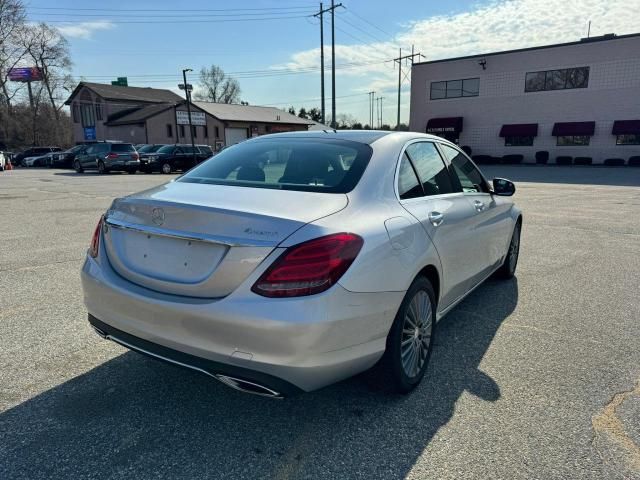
xmin=161 ymin=162 xmax=172 ymax=174
xmin=97 ymin=161 xmax=107 ymax=174
xmin=376 ymin=276 xmax=436 ymax=394
xmin=74 ymin=160 xmax=83 ymax=173
xmin=127 ymin=168 xmax=137 ymax=174
xmin=495 ymin=221 xmax=521 ymax=279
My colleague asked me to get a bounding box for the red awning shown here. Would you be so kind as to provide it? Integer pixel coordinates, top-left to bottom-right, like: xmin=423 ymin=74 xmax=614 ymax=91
xmin=499 ymin=124 xmax=538 ymax=137
xmin=552 ymin=121 xmax=595 ymax=136
xmin=612 ymin=120 xmax=640 ymax=135
xmin=426 ymin=117 xmax=463 ymax=134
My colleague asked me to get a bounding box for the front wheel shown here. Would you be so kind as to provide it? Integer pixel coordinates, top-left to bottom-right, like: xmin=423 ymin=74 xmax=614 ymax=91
xmin=495 ymin=221 xmax=521 ymax=279
xmin=97 ymin=161 xmax=107 ymax=174
xmin=161 ymin=162 xmax=172 ymax=174
xmin=377 ymin=276 xmax=436 ymax=394
xmin=74 ymin=160 xmax=83 ymax=173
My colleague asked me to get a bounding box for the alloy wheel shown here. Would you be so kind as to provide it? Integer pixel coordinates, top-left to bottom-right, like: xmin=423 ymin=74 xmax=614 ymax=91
xmin=161 ymin=163 xmax=171 ymax=174
xmin=508 ymin=225 xmax=520 ymax=271
xmin=400 ymin=290 xmax=433 ymax=378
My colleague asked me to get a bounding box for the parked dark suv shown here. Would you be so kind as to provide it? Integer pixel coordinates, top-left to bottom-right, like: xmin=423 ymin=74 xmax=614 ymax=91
xmin=74 ymin=143 xmax=140 ymax=174
xmin=139 ymin=144 xmax=212 ymax=174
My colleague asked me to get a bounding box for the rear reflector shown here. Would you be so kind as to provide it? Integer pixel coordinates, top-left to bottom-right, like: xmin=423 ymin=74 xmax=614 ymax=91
xmin=89 ymin=216 xmax=103 ymax=258
xmin=251 ymin=233 xmax=363 ymax=298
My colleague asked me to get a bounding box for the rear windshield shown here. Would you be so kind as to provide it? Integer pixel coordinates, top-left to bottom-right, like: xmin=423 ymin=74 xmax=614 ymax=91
xmin=157 ymin=145 xmax=175 ymax=154
xmin=178 ymin=138 xmax=372 ymax=193
xmin=111 ymin=144 xmax=135 ymax=152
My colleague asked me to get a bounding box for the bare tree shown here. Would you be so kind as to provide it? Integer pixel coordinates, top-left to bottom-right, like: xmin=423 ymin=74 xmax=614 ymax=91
xmin=193 ymin=65 xmax=241 ymax=104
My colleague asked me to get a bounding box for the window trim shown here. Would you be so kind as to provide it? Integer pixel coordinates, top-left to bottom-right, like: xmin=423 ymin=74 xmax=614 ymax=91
xmin=556 ymin=135 xmax=591 ymax=146
xmin=394 ymin=139 xmax=468 ymax=203
xmin=430 ymin=77 xmax=480 ymax=100
xmin=504 ymin=135 xmax=534 ymax=147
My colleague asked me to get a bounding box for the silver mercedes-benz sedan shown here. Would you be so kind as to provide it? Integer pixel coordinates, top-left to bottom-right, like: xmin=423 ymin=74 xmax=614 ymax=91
xmin=82 ymin=131 xmax=521 ymax=398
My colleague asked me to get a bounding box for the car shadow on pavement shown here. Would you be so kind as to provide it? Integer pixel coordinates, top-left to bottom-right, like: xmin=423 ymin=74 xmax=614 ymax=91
xmin=0 ymin=278 xmax=518 ymax=480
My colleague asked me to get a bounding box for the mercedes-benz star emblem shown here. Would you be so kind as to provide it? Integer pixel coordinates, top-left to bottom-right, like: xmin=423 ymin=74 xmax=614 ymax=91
xmin=151 ymin=207 xmax=165 ymax=226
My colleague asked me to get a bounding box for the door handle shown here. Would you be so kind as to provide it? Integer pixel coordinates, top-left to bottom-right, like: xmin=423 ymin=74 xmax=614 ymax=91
xmin=428 ymin=211 xmax=444 ymax=227
xmin=473 ymin=200 xmax=485 ymax=212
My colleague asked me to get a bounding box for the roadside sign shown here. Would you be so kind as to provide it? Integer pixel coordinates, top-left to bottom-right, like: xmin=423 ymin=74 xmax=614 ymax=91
xmin=111 ymin=77 xmax=128 ymax=86
xmin=176 ymin=111 xmax=206 ymax=126
xmin=178 ymin=83 xmax=193 ymax=91
xmin=8 ymin=67 xmax=42 ymax=82
xmin=84 ymin=127 xmax=96 ymax=141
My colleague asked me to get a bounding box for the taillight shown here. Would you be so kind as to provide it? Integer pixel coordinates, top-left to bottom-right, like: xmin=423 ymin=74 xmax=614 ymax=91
xmin=106 ymin=153 xmax=118 ymax=159
xmin=251 ymin=233 xmax=363 ymax=298
xmin=131 ymin=152 xmax=139 ymax=160
xmin=89 ymin=216 xmax=103 ymax=258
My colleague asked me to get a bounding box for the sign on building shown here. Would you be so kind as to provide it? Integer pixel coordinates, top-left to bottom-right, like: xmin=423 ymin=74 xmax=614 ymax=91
xmin=176 ymin=111 xmax=206 ymax=126
xmin=8 ymin=67 xmax=42 ymax=82
xmin=84 ymin=127 xmax=96 ymax=141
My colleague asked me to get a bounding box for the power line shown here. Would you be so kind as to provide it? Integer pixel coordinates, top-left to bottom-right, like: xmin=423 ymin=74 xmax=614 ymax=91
xmin=39 ymin=15 xmax=312 ymax=24
xmin=28 ymin=6 xmax=316 ymax=12
xmin=29 ymin=10 xmax=316 ymax=18
xmin=346 ymin=9 xmax=396 ymax=40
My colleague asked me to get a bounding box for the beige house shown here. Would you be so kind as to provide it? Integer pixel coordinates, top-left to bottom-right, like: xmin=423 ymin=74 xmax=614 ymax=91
xmin=65 ymin=82 xmax=312 ymax=148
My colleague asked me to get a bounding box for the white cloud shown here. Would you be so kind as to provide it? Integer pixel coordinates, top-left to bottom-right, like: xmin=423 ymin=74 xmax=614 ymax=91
xmin=57 ymin=20 xmax=115 ymax=39
xmin=281 ymin=0 xmax=640 ymax=96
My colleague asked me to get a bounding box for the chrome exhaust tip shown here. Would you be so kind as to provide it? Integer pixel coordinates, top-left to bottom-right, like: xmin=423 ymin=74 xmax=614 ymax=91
xmin=215 ymin=374 xmax=283 ymax=399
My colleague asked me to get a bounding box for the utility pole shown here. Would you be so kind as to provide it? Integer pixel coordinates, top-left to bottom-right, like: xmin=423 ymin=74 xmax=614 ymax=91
xmin=368 ymin=91 xmax=375 ymax=127
xmin=377 ymin=96 xmax=384 ymax=128
xmin=393 ymin=46 xmax=423 ymax=130
xmin=181 ymin=68 xmax=196 ymax=163
xmin=314 ymin=3 xmax=326 ymax=125
xmin=330 ymin=0 xmax=343 ymax=128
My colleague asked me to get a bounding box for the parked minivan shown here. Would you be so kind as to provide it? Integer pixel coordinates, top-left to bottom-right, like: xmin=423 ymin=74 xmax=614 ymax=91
xmin=74 ymin=143 xmax=139 ymax=174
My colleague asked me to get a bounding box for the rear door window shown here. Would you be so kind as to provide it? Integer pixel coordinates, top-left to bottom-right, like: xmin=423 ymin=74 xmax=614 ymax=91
xmin=179 ymin=137 xmax=372 ymax=193
xmin=405 ymin=142 xmax=454 ymax=196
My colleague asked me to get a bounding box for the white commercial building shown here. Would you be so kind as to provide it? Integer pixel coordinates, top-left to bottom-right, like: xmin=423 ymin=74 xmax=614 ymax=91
xmin=409 ymin=33 xmax=640 ymax=164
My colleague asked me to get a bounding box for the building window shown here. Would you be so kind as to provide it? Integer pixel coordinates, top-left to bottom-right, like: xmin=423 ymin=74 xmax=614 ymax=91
xmin=95 ymin=103 xmax=103 ymax=121
xmin=505 ymin=136 xmax=534 ymax=146
xmin=166 ymin=124 xmax=173 ymax=137
xmin=525 ymin=67 xmax=589 ymax=92
xmin=192 ymin=125 xmax=197 ymax=138
xmin=215 ymin=126 xmax=220 ymax=138
xmin=430 ymin=78 xmax=479 ymax=100
xmin=72 ymin=103 xmax=80 ymax=123
xmin=204 ymin=126 xmax=209 ymax=138
xmin=179 ymin=124 xmax=185 ymax=137
xmin=80 ymin=104 xmax=95 ymax=127
xmin=557 ymin=135 xmax=590 ymax=146
xmin=616 ymin=134 xmax=640 ymax=145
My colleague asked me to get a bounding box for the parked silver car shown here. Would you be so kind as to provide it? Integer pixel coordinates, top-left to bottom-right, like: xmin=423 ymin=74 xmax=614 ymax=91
xmin=82 ymin=131 xmax=522 ymax=397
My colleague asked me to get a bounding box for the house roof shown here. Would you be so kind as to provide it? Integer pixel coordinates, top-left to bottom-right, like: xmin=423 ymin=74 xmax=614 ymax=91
xmin=65 ymin=82 xmax=183 ymax=105
xmin=194 ymin=102 xmax=313 ymax=125
xmin=105 ymin=103 xmax=176 ymax=126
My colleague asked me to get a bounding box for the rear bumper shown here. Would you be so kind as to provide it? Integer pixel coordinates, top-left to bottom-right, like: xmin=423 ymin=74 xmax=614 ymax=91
xmin=81 ymin=253 xmax=403 ymax=392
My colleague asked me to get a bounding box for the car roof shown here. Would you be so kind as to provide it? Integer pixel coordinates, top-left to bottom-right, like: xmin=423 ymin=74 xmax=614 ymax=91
xmin=254 ymin=130 xmax=393 ymax=145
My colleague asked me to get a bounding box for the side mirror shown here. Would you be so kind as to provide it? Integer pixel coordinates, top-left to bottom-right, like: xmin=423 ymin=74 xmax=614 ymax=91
xmin=492 ymin=178 xmax=516 ymax=196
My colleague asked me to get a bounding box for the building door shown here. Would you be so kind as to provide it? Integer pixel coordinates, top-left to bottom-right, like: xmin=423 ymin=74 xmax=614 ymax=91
xmin=224 ymin=127 xmax=248 ymax=146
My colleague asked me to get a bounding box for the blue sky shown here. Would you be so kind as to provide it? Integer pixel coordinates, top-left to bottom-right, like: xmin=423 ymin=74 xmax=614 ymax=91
xmin=26 ymin=0 xmax=640 ymax=125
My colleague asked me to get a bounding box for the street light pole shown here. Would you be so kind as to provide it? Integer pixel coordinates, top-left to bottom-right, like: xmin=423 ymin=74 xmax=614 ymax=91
xmin=182 ymin=68 xmax=196 ymax=163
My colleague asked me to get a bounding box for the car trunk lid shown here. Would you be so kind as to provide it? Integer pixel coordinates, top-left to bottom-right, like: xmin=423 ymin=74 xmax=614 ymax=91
xmin=102 ymin=182 xmax=348 ymax=298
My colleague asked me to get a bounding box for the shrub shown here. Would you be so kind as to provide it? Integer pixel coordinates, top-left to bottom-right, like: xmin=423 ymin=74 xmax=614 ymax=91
xmin=628 ymin=156 xmax=640 ymax=167
xmin=535 ymin=151 xmax=549 ymax=164
xmin=603 ymin=158 xmax=625 ymax=166
xmin=556 ymin=156 xmax=572 ymax=165
xmin=573 ymin=156 xmax=592 ymax=165
xmin=502 ymin=154 xmax=524 ymax=164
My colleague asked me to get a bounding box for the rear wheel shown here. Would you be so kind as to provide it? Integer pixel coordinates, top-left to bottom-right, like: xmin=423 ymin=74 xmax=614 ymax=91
xmin=161 ymin=162 xmax=172 ymax=174
xmin=495 ymin=221 xmax=521 ymax=279
xmin=74 ymin=160 xmax=83 ymax=173
xmin=127 ymin=168 xmax=137 ymax=174
xmin=377 ymin=276 xmax=436 ymax=394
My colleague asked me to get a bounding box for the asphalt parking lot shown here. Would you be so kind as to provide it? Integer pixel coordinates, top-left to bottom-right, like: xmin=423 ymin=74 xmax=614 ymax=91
xmin=1 ymin=166 xmax=639 ymax=479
